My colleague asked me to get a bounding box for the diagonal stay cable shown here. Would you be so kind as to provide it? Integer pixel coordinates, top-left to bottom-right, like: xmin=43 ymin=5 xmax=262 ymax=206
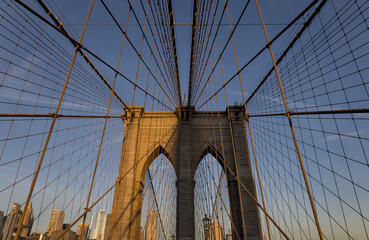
xmin=36 ymin=0 xmax=129 ymax=111
xmin=187 ymin=0 xmax=198 ymax=107
xmin=191 ymin=0 xmax=215 ymax=103
xmin=167 ymin=0 xmax=182 ymax=107
xmin=196 ymin=0 xmax=319 ymax=110
xmin=190 ymin=0 xmax=218 ymax=104
xmin=14 ymin=0 xmax=173 ymax=110
xmin=147 ymin=169 xmax=167 ymax=240
xmin=191 ymin=0 xmax=213 ymax=93
xmin=245 ymin=0 xmax=325 ymax=105
xmin=125 ymin=0 xmax=179 ymax=105
xmin=149 ymin=0 xmax=177 ymax=96
xmin=191 ymin=0 xmax=221 ymax=108
xmin=142 ymin=0 xmax=176 ymax=96
xmin=99 ymin=0 xmax=178 ymax=106
xmin=192 ymin=0 xmax=251 ymax=106
xmin=128 ymin=0 xmax=180 ymax=105
xmin=190 ymin=0 xmax=230 ymax=106
xmin=154 ymin=0 xmax=180 ymax=104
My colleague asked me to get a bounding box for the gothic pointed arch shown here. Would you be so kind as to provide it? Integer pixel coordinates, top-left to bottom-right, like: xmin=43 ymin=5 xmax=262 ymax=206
xmin=196 ymin=143 xmax=226 ymax=173
xmin=139 ymin=144 xmax=175 ymax=183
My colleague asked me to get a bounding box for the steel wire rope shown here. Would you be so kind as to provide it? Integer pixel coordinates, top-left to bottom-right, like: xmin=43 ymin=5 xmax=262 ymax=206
xmin=14 ymin=0 xmax=173 ymax=110
xmin=12 ymin=1 xmax=98 ymax=237
xmin=246 ymin=0 xmax=368 ymax=115
xmin=221 ymin=0 xmax=275 ymax=237
xmin=36 ymin=0 xmax=128 ymax=110
xmin=146 ymin=0 xmax=178 ymax=101
xmin=199 ymin=50 xmax=293 ymax=239
xmin=188 ymin=0 xmax=231 ymax=106
xmin=190 ymin=0 xmax=216 ymax=106
xmin=0 ymin=3 xmax=125 ymax=112
xmin=2 ymin=10 xmax=60 ymax=214
xmin=196 ymin=76 xmax=228 ymax=239
xmin=196 ymin=0 xmax=320 ymax=110
xmin=100 ymin=0 xmax=179 ymax=107
xmin=204 ymin=73 xmax=231 ymax=240
xmin=248 ymin=115 xmax=361 ymax=239
xmin=194 ymin=49 xmax=244 ymax=240
xmin=3 ymin=119 xmax=121 ymax=231
xmin=191 ymin=0 xmax=251 ymax=106
xmin=33 ymin=125 xmax=121 ymax=235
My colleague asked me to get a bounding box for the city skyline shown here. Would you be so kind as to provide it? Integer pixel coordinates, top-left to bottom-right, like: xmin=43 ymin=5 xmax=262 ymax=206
xmin=92 ymin=210 xmax=106 ymax=240
xmin=0 ymin=205 xmax=112 ymax=240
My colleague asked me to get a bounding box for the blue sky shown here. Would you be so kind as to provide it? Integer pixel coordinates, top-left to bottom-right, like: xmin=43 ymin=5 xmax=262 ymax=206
xmin=0 ymin=0 xmax=368 ymax=239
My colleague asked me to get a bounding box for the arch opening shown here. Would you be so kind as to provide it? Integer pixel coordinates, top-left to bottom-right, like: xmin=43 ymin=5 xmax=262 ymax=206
xmin=140 ymin=153 xmax=177 ymax=239
xmin=194 ymin=153 xmax=232 ymax=240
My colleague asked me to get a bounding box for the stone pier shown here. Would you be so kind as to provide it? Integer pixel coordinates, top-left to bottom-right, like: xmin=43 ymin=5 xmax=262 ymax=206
xmin=110 ymin=106 xmax=262 ymax=240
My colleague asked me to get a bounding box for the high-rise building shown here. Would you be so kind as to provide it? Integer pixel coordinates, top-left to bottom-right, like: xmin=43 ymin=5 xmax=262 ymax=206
xmin=93 ymin=210 xmax=107 ymax=240
xmin=76 ymin=223 xmax=89 ymax=240
xmin=47 ymin=209 xmax=65 ymax=233
xmin=49 ymin=229 xmax=77 ymax=240
xmin=88 ymin=215 xmax=94 ymax=239
xmin=2 ymin=203 xmax=22 ymax=240
xmin=27 ymin=232 xmax=44 ymax=240
xmin=145 ymin=210 xmax=158 ymax=240
xmin=208 ymin=222 xmax=224 ymax=240
xmin=0 ymin=211 xmax=6 ymax=238
xmin=103 ymin=214 xmax=112 ymax=240
xmin=21 ymin=202 xmax=34 ymax=238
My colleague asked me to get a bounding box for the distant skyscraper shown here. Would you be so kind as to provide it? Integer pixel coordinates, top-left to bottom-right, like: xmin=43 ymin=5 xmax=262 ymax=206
xmin=49 ymin=229 xmax=77 ymax=240
xmin=27 ymin=232 xmax=44 ymax=240
xmin=2 ymin=203 xmax=22 ymax=240
xmin=0 ymin=211 xmax=6 ymax=238
xmin=88 ymin=215 xmax=94 ymax=239
xmin=103 ymin=214 xmax=112 ymax=240
xmin=47 ymin=209 xmax=65 ymax=233
xmin=226 ymin=233 xmax=232 ymax=240
xmin=21 ymin=202 xmax=34 ymax=238
xmin=93 ymin=210 xmax=107 ymax=240
xmin=145 ymin=210 xmax=158 ymax=240
xmin=209 ymin=222 xmax=224 ymax=240
xmin=76 ymin=223 xmax=89 ymax=240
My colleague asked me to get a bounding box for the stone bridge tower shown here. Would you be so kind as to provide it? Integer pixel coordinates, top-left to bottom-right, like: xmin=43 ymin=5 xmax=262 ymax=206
xmin=110 ymin=106 xmax=262 ymax=240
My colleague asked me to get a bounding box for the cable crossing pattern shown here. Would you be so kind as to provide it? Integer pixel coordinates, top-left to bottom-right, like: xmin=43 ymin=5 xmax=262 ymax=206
xmin=0 ymin=0 xmax=368 ymax=239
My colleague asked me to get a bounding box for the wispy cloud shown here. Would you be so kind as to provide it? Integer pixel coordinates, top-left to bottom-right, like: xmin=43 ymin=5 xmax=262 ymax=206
xmin=0 ymin=89 xmax=111 ymax=112
xmin=325 ymin=129 xmax=369 ymax=142
xmin=226 ymin=87 xmax=243 ymax=96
